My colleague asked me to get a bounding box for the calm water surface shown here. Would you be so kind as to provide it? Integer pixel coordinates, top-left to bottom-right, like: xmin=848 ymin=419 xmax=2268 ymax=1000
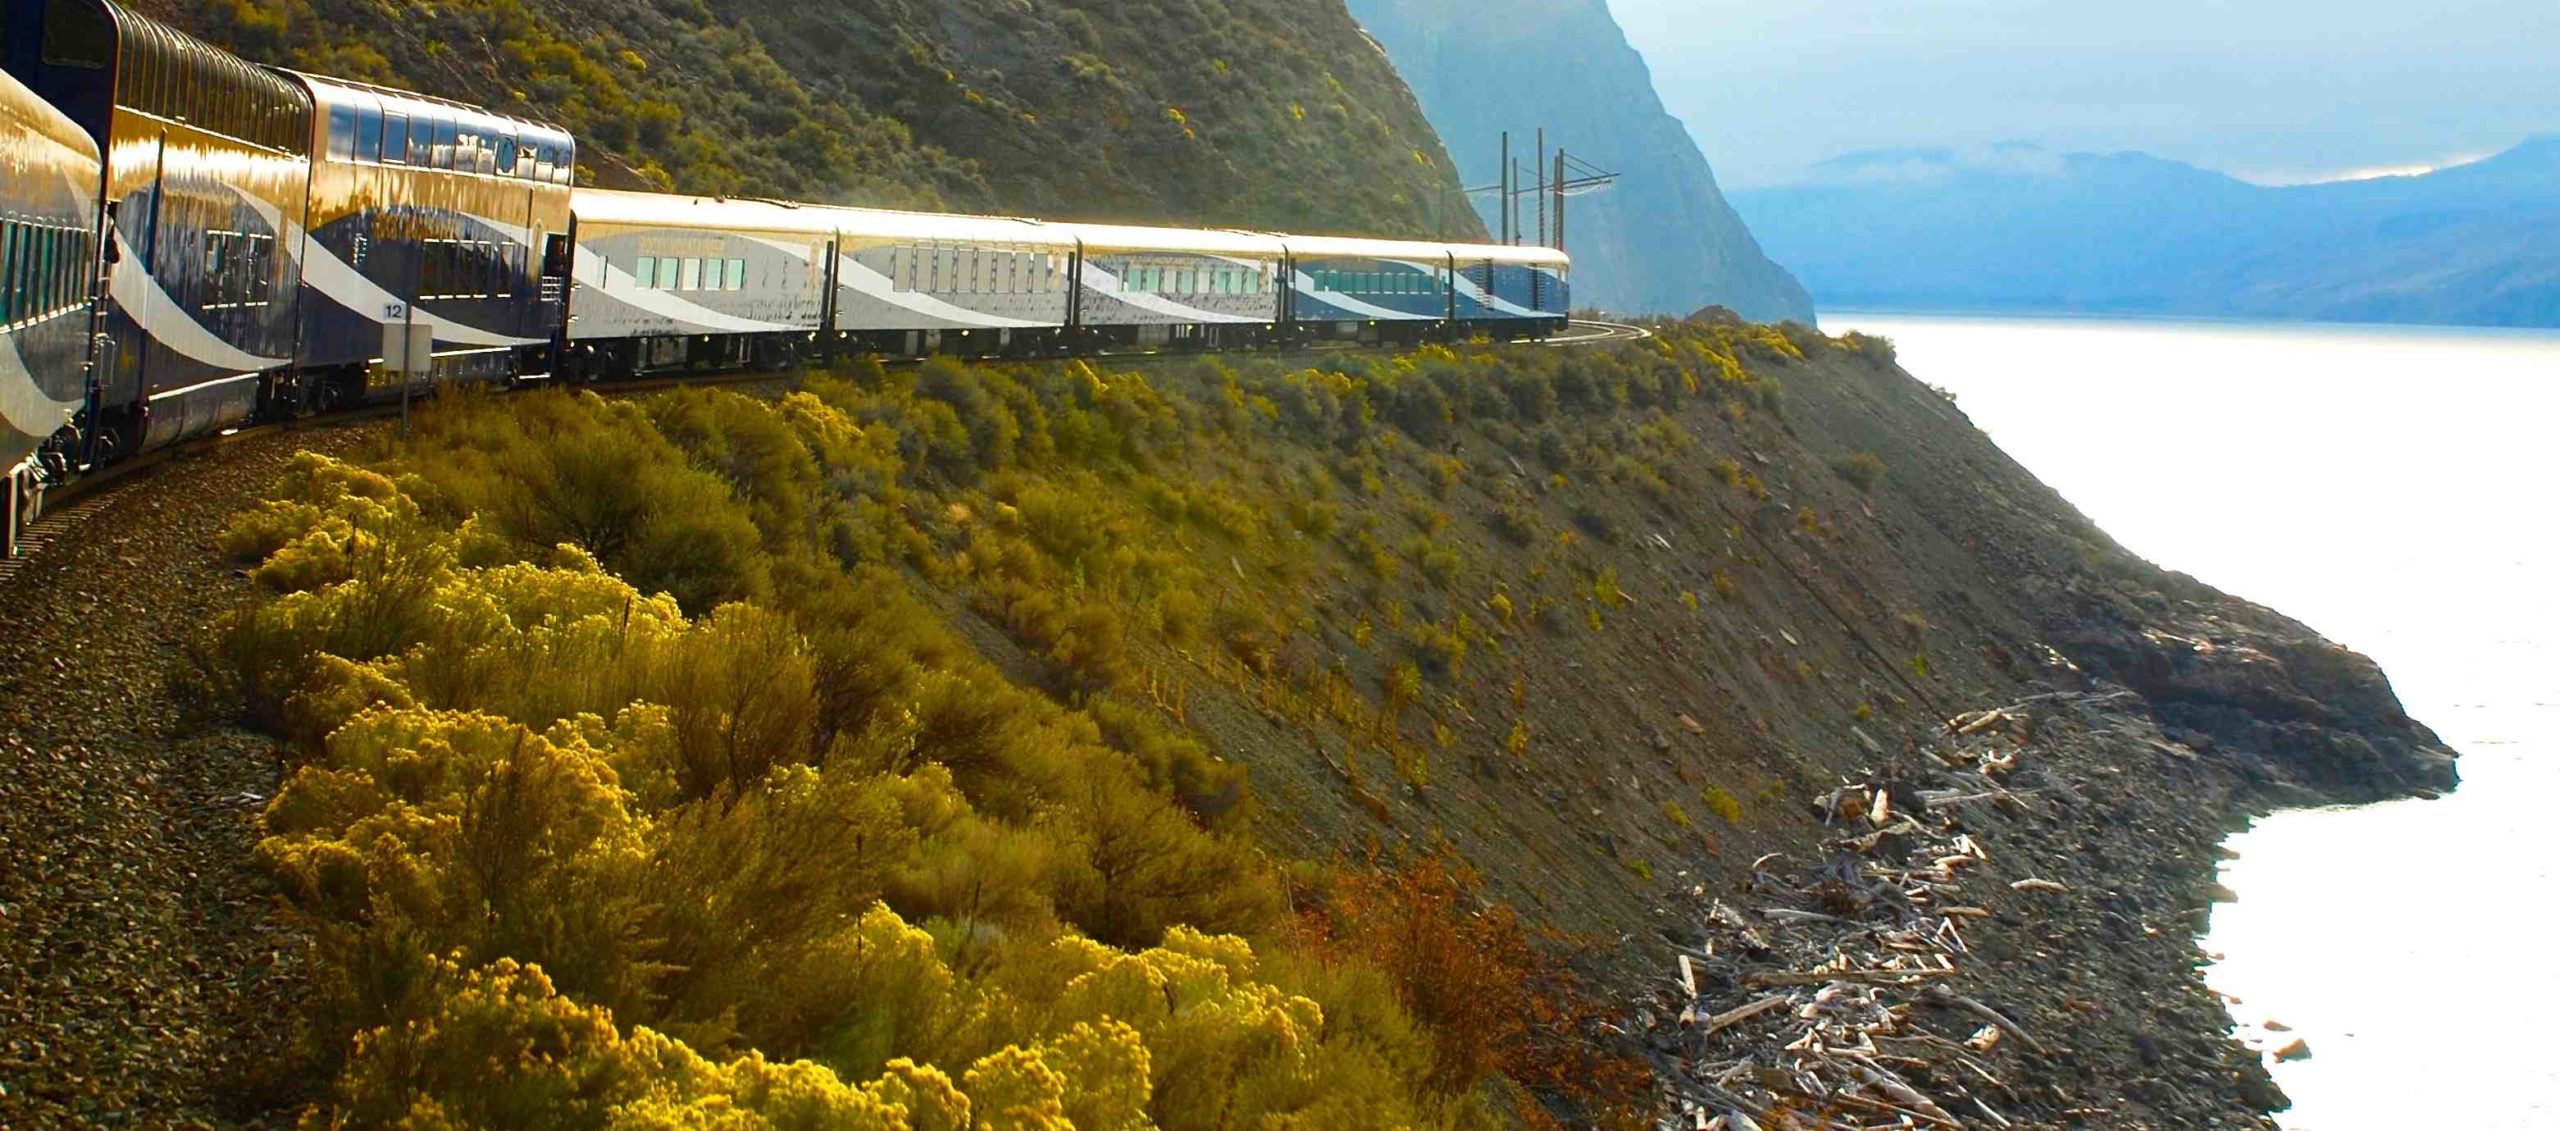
xmin=1833 ymin=313 xmax=2560 ymax=1129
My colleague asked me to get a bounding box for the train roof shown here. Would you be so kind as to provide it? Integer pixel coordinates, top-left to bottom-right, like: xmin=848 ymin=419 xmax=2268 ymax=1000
xmin=1274 ymin=233 xmax=1466 ymax=263
xmin=573 ymin=188 xmax=844 ymax=236
xmin=568 ymin=188 xmax=1571 ymax=271
xmin=0 ymin=63 xmax=99 ymax=166
xmin=283 ymin=71 xmax=572 ymax=150
xmin=1054 ymin=222 xmax=1288 ymax=258
xmin=1445 ymin=241 xmax=1572 ymax=268
xmin=807 ymin=204 xmax=1077 ymax=249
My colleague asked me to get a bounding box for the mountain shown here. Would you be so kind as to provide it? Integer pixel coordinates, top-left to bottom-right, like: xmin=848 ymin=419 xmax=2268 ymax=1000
xmin=1343 ymin=0 xmax=1815 ymax=321
xmin=166 ymin=0 xmax=1481 ymax=238
xmin=1733 ymin=138 xmax=2560 ymax=327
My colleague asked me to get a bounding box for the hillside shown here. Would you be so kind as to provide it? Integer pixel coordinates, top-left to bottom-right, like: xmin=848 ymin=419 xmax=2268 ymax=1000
xmin=1342 ymin=0 xmax=1814 ymax=321
xmin=1734 ymin=138 xmax=2560 ymax=327
xmin=177 ymin=0 xmax=1481 ymax=236
xmin=0 ymin=321 xmax=2456 ymax=1125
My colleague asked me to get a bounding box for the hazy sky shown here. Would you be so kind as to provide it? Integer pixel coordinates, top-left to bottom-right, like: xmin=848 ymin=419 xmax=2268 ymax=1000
xmin=1607 ymin=0 xmax=2560 ymax=188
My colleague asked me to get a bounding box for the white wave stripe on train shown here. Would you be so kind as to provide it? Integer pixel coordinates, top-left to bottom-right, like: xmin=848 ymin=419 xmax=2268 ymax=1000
xmin=833 ymin=255 xmax=1058 ymax=329
xmin=109 ymin=231 xmax=290 ymax=375
xmin=570 ymin=254 xmax=808 ymax=335
xmin=0 ymin=331 xmax=80 ymax=442
xmin=1079 ymin=264 xmax=1264 ymax=324
xmin=1288 ymin=270 xmax=1414 ymax=322
xmin=1449 ymin=271 xmax=1546 ymax=319
xmin=224 ymin=188 xmax=546 ymax=348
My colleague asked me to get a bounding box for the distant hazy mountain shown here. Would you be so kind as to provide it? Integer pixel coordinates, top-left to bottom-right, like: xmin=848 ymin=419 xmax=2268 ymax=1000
xmin=1345 ymin=0 xmax=1814 ymax=321
xmin=1733 ymin=138 xmax=2560 ymax=328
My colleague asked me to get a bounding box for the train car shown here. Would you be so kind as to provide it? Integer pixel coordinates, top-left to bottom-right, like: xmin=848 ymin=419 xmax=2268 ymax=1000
xmin=562 ymin=189 xmax=839 ymax=378
xmin=819 ymin=205 xmax=1074 ymax=357
xmin=5 ymin=0 xmax=310 ymax=458
xmin=1280 ymin=234 xmax=1460 ymax=345
xmin=0 ymin=62 xmax=100 ymax=553
xmin=280 ymin=72 xmax=574 ymax=404
xmin=1060 ymin=223 xmax=1286 ymax=350
xmin=1451 ymin=242 xmax=1570 ymax=337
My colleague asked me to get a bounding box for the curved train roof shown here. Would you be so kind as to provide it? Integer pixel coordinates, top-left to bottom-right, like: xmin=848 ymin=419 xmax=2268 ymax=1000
xmin=1445 ymin=241 xmax=1572 ymax=267
xmin=284 ymin=71 xmax=573 ymax=154
xmin=0 ymin=62 xmax=100 ymax=167
xmin=573 ymin=188 xmax=843 ymax=236
xmin=569 ymin=189 xmax=1569 ymax=270
xmin=1061 ymin=223 xmax=1288 ymax=258
xmin=812 ymin=204 xmax=1076 ymax=250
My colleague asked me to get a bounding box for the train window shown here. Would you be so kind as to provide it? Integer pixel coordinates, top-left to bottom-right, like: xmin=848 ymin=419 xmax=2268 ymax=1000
xmin=474 ymin=135 xmax=497 ymax=176
xmin=353 ymin=106 xmax=382 ymax=163
xmin=248 ymin=235 xmax=272 ymax=304
xmin=674 ymin=258 xmax=696 ymax=291
xmin=633 ymin=256 xmax=656 ymax=289
xmin=327 ymin=104 xmax=358 ymax=162
xmin=1 ymin=223 xmax=18 ymax=324
xmin=411 ymin=116 xmax=436 ymax=168
xmin=725 ymin=258 xmax=745 ymax=290
xmin=381 ymin=112 xmax=408 ymax=164
xmin=495 ymin=136 xmax=518 ymax=177
xmin=432 ymin=117 xmax=458 ymax=171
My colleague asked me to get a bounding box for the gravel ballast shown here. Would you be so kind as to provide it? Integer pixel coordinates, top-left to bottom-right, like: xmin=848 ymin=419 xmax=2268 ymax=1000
xmin=0 ymin=425 xmax=372 ymax=1128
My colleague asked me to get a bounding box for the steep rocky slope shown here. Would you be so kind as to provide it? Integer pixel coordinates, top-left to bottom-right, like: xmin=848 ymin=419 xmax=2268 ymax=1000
xmin=0 ymin=322 xmax=2450 ymax=1125
xmin=173 ymin=0 xmax=1480 ymax=235
xmin=1344 ymin=0 xmax=1814 ymax=320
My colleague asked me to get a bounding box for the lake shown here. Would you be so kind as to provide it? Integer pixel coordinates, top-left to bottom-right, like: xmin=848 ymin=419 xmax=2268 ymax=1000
xmin=1830 ymin=313 xmax=2560 ymax=1129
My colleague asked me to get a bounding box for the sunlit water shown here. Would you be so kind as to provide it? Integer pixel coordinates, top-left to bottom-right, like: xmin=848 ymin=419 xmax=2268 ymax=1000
xmin=1831 ymin=313 xmax=2560 ymax=1128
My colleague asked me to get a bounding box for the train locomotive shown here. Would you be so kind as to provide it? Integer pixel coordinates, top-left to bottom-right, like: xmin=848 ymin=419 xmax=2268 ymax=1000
xmin=0 ymin=0 xmax=1570 ymax=552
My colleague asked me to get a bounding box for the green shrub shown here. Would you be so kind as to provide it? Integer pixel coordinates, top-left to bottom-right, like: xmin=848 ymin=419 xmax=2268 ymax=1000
xmin=1832 ymin=452 xmax=1886 ymax=493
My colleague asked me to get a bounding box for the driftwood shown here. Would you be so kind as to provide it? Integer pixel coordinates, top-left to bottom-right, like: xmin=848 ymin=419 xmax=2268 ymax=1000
xmin=1923 ymin=984 xmax=2050 ymax=1056
xmin=1646 ymin=697 xmax=2098 ymax=1129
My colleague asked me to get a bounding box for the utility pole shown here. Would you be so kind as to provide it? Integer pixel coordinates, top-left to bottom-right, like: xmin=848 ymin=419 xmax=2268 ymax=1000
xmin=1554 ymin=148 xmax=1567 ymax=251
xmin=1536 ymin=128 xmax=1547 ymax=248
xmin=1471 ymin=136 xmax=1619 ymax=249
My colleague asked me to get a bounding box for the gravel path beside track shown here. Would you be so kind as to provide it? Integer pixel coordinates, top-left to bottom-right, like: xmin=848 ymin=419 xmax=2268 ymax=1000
xmin=0 ymin=423 xmax=371 ymax=1128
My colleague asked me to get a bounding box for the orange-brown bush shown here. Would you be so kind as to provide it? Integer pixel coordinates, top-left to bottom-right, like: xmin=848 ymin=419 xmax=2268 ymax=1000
xmin=1294 ymin=853 xmax=1651 ymax=1122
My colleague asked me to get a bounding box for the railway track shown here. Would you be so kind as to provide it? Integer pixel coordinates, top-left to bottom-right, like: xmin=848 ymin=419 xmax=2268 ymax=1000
xmin=2 ymin=323 xmax=1646 ymax=577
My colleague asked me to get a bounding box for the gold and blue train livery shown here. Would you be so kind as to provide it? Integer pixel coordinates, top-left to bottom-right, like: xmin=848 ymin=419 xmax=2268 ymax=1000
xmin=285 ymin=73 xmax=573 ymax=402
xmin=0 ymin=0 xmax=1576 ymax=545
xmin=0 ymin=61 xmax=98 ymax=486
xmin=6 ymin=0 xmax=308 ymax=457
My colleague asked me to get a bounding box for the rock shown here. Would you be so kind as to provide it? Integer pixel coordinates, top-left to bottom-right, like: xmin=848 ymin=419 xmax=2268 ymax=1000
xmin=2263 ymin=1019 xmax=2291 ymax=1032
xmin=2272 ymin=1037 xmax=2312 ymax=1062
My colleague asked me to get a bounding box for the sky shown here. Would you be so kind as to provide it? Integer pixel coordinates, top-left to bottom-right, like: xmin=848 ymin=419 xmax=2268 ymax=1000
xmin=1605 ymin=0 xmax=2560 ymax=188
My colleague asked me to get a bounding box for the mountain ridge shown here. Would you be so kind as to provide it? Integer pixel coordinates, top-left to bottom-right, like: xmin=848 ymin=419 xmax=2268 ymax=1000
xmin=170 ymin=0 xmax=1482 ymax=238
xmin=1734 ymin=137 xmax=2560 ymax=327
xmin=1344 ymin=0 xmax=1814 ymax=321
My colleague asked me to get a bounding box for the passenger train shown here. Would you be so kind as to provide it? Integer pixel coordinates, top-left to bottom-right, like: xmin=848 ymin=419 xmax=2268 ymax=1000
xmin=0 ymin=0 xmax=1569 ymax=551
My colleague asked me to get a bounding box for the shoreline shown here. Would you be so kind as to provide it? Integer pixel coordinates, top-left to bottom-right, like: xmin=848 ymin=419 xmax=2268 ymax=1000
xmin=1636 ymin=330 xmax=2461 ymax=1127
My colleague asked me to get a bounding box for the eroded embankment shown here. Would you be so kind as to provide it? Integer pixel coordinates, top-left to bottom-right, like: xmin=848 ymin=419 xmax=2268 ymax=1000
xmin=0 ymin=323 xmax=2455 ymax=1129
xmin=1624 ymin=323 xmax=2454 ymax=1128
